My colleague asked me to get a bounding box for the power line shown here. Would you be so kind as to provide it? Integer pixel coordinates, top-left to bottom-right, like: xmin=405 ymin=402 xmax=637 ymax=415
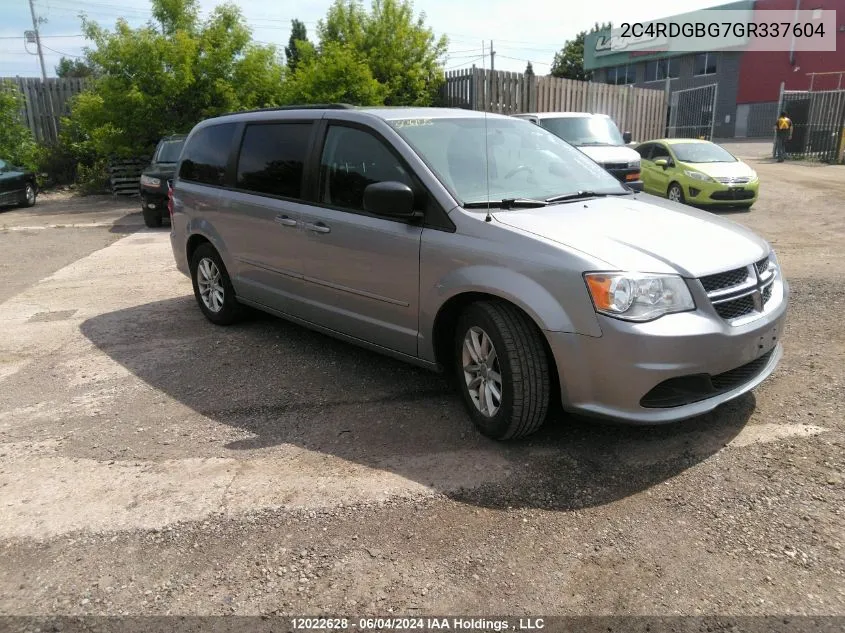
xmin=41 ymin=44 xmax=84 ymax=58
xmin=445 ymin=56 xmax=484 ymax=70
xmin=0 ymin=34 xmax=84 ymax=39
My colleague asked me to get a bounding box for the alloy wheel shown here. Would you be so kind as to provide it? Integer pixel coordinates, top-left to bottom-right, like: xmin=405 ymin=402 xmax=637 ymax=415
xmin=197 ymin=257 xmax=224 ymax=313
xmin=668 ymin=185 xmax=682 ymax=202
xmin=461 ymin=326 xmax=503 ymax=418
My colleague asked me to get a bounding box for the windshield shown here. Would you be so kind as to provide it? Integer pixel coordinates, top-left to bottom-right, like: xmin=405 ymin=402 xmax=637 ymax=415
xmin=155 ymin=139 xmax=185 ymax=163
xmin=389 ymin=116 xmax=626 ymax=205
xmin=672 ymin=142 xmax=737 ymax=163
xmin=539 ymin=116 xmax=624 ymax=146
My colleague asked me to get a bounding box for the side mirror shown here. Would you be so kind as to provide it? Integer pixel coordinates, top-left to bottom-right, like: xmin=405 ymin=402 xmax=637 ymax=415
xmin=654 ymin=158 xmax=668 ymax=169
xmin=622 ymin=131 xmax=633 ymax=144
xmin=363 ymin=181 xmax=417 ymax=218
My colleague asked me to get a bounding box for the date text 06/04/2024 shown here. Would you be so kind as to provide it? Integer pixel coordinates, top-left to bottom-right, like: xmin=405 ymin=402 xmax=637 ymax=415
xmin=290 ymin=617 xmax=547 ymax=631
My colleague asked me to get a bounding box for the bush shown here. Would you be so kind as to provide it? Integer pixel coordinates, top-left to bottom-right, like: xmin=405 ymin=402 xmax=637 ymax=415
xmin=75 ymin=159 xmax=110 ymax=195
xmin=0 ymin=81 xmax=42 ymax=172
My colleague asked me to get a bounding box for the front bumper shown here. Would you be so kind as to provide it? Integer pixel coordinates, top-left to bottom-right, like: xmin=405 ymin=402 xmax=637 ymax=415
xmin=606 ymin=166 xmax=643 ymax=192
xmin=685 ymin=179 xmax=759 ymax=205
xmin=546 ymin=275 xmax=788 ymax=424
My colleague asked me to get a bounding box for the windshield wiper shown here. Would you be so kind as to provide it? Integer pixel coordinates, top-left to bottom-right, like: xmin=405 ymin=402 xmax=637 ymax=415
xmin=463 ymin=198 xmax=548 ymax=209
xmin=545 ymin=190 xmax=632 ymax=203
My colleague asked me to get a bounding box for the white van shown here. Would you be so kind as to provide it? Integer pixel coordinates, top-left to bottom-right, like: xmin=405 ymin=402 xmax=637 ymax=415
xmin=513 ymin=112 xmax=643 ymax=191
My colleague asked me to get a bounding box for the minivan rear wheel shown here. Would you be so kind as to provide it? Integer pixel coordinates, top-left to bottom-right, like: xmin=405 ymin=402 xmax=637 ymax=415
xmin=453 ymin=301 xmax=551 ymax=440
xmin=190 ymin=243 xmax=241 ymax=326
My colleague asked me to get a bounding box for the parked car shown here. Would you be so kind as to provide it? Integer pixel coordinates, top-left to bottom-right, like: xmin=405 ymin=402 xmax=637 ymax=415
xmin=0 ymin=158 xmax=37 ymax=209
xmin=634 ymin=138 xmax=759 ymax=209
xmin=139 ymin=134 xmax=187 ymax=227
xmin=512 ymin=112 xmax=643 ymax=191
xmin=169 ymin=105 xmax=787 ymax=441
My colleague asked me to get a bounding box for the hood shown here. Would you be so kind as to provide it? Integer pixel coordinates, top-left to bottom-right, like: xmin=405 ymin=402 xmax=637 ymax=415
xmin=680 ymin=160 xmax=756 ymax=179
xmin=492 ymin=193 xmax=769 ymax=278
xmin=143 ymin=162 xmax=178 ymax=177
xmin=577 ymin=144 xmax=641 ymax=165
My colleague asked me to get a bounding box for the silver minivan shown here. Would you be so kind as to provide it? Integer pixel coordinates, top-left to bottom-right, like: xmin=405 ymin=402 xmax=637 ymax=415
xmin=169 ymin=105 xmax=788 ymax=441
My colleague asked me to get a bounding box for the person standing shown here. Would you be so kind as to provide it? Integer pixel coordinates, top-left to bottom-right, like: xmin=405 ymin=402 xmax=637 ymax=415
xmin=774 ymin=111 xmax=793 ymax=162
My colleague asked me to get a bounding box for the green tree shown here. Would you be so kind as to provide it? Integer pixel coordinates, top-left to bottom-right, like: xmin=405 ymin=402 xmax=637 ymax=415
xmin=55 ymin=57 xmax=97 ymax=78
xmin=282 ymin=41 xmax=386 ymax=105
xmin=285 ymin=19 xmax=309 ymax=71
xmin=317 ymin=0 xmax=448 ymax=106
xmin=550 ymin=22 xmax=610 ymax=81
xmin=65 ymin=0 xmax=285 ymax=160
xmin=0 ymin=82 xmax=42 ymax=171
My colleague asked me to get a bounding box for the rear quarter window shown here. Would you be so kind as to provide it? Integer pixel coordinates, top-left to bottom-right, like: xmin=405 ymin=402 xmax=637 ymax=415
xmin=179 ymin=123 xmax=237 ymax=186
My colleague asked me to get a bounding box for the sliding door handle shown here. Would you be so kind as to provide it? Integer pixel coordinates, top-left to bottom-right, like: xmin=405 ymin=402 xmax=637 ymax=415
xmin=307 ymin=222 xmax=331 ymax=234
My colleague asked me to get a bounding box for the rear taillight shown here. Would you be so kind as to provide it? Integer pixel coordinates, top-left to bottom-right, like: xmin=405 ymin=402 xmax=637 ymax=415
xmin=167 ymin=181 xmax=174 ymax=220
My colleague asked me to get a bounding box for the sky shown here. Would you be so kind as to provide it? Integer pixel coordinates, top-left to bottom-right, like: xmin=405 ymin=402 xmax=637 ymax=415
xmin=0 ymin=0 xmax=729 ymax=78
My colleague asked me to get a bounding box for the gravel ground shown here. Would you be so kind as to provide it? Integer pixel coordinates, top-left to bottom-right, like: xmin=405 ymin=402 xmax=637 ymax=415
xmin=0 ymin=161 xmax=843 ymax=620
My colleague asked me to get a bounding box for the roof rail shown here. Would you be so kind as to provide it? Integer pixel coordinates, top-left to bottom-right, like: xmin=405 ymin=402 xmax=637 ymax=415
xmin=218 ymin=103 xmax=357 ymax=117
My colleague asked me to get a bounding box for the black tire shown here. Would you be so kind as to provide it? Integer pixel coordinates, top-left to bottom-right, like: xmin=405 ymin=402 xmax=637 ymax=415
xmin=453 ymin=300 xmax=551 ymax=441
xmin=142 ymin=206 xmax=163 ymax=228
xmin=667 ymin=182 xmax=685 ymax=205
xmin=189 ymin=243 xmax=242 ymax=326
xmin=18 ymin=182 xmax=36 ymax=208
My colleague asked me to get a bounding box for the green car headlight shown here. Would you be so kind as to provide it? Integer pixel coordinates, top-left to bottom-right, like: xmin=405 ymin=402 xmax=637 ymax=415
xmin=684 ymin=170 xmax=714 ymax=183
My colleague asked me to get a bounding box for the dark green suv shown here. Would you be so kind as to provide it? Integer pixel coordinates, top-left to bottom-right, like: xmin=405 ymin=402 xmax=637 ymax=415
xmin=139 ymin=134 xmax=186 ymax=227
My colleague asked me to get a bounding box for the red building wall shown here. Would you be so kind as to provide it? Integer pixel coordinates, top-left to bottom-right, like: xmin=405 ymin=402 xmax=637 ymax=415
xmin=736 ymin=0 xmax=845 ymax=103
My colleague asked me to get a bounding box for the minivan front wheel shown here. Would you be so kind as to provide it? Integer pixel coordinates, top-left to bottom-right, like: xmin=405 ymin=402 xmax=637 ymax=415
xmin=190 ymin=243 xmax=241 ymax=325
xmin=454 ymin=301 xmax=551 ymax=440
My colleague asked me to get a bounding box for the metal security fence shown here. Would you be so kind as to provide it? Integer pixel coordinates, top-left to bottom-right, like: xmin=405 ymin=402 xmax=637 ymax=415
xmin=779 ymin=88 xmax=845 ymax=162
xmin=667 ymin=84 xmax=718 ymax=140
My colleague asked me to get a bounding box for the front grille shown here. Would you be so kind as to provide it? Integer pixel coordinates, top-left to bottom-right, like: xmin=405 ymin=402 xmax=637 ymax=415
xmin=715 ymin=176 xmax=751 ymax=184
xmin=710 ymin=189 xmax=755 ymax=201
xmin=700 ymin=267 xmax=749 ymax=293
xmin=641 ymin=349 xmax=775 ymax=408
xmin=603 ymin=162 xmax=629 ymax=171
xmin=698 ymin=255 xmax=779 ymax=325
xmin=714 ymin=294 xmax=756 ymax=320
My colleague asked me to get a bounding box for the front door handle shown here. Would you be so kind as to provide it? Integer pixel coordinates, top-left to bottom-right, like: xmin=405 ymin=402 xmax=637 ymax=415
xmin=275 ymin=215 xmax=297 ymax=227
xmin=307 ymin=222 xmax=331 ymax=234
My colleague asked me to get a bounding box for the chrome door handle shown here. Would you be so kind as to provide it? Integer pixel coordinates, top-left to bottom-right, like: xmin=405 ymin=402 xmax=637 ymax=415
xmin=275 ymin=215 xmax=297 ymax=227
xmin=307 ymin=222 xmax=331 ymax=234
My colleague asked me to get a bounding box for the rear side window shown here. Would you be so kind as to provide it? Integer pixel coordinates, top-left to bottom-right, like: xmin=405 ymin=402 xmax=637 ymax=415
xmin=179 ymin=123 xmax=237 ymax=186
xmin=236 ymin=123 xmax=313 ymax=199
xmin=635 ymin=143 xmax=653 ymax=159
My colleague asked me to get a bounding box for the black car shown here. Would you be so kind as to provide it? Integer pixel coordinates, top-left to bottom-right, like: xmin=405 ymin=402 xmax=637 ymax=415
xmin=139 ymin=134 xmax=186 ymax=227
xmin=0 ymin=158 xmax=37 ymax=209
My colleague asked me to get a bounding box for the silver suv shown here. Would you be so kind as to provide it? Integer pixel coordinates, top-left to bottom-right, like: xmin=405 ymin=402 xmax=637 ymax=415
xmin=169 ymin=105 xmax=788 ymax=441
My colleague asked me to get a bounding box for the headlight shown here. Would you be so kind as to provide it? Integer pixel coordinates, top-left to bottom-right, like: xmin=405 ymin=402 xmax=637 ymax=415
xmin=628 ymin=160 xmax=640 ymax=169
xmin=140 ymin=175 xmax=161 ymax=187
xmin=684 ymin=170 xmax=713 ymax=182
xmin=584 ymin=272 xmax=695 ymax=322
xmin=749 ymin=170 xmax=759 ymax=181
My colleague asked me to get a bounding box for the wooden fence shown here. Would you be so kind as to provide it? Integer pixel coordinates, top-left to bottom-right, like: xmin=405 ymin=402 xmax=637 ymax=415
xmin=0 ymin=76 xmax=91 ymax=145
xmin=440 ymin=68 xmax=668 ymax=142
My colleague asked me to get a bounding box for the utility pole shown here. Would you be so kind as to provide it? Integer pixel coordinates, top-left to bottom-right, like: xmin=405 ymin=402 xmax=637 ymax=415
xmin=27 ymin=0 xmax=58 ymax=142
xmin=490 ymin=40 xmax=495 ymax=71
xmin=28 ymin=0 xmax=48 ymax=81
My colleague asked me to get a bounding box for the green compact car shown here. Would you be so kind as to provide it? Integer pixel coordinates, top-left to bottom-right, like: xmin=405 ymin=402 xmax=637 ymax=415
xmin=635 ymin=139 xmax=759 ymax=209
